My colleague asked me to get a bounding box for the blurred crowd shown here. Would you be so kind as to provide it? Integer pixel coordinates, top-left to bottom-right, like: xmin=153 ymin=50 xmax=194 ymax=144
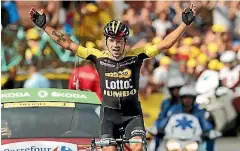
xmin=120 ymin=1 xmax=240 ymax=98
xmin=1 ymin=1 xmax=240 ymax=99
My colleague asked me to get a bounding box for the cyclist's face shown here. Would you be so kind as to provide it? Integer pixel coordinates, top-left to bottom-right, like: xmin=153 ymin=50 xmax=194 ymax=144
xmin=107 ymin=37 xmax=125 ymax=59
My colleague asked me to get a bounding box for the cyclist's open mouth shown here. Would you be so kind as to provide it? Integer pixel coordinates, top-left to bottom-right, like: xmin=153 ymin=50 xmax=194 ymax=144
xmin=112 ymin=48 xmax=120 ymax=52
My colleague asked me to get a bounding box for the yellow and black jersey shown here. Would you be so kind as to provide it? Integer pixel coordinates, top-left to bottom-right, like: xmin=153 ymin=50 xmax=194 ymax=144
xmin=77 ymin=45 xmax=159 ymax=108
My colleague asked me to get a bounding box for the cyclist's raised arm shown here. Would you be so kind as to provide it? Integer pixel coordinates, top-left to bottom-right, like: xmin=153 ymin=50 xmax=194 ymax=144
xmin=156 ymin=22 xmax=187 ymax=51
xmin=128 ymin=4 xmax=197 ymax=59
xmin=43 ymin=25 xmax=79 ymax=52
xmin=29 ymin=7 xmax=78 ymax=53
xmin=157 ymin=4 xmax=196 ymax=53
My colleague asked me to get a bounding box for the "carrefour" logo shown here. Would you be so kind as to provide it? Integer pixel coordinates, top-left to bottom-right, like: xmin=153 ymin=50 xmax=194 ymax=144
xmin=105 ymin=69 xmax=131 ymax=78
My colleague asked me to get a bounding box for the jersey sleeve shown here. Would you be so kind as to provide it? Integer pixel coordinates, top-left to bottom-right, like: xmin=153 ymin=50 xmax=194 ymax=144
xmin=127 ymin=45 xmax=159 ymax=58
xmin=77 ymin=46 xmax=103 ymax=64
xmin=77 ymin=45 xmax=103 ymax=59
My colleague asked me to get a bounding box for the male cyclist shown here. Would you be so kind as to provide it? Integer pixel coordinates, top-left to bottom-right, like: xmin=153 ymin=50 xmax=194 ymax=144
xmin=29 ymin=4 xmax=196 ymax=151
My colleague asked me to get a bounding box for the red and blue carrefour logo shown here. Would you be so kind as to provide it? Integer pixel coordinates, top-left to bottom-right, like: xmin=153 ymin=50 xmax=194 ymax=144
xmin=54 ymin=146 xmax=73 ymax=151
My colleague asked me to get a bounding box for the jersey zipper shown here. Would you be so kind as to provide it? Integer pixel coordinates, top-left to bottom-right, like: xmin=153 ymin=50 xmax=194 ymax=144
xmin=117 ymin=62 xmax=121 ymax=108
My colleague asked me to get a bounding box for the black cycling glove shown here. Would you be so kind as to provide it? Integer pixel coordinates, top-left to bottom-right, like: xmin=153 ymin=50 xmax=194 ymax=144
xmin=182 ymin=8 xmax=195 ymax=25
xmin=32 ymin=11 xmax=46 ymax=28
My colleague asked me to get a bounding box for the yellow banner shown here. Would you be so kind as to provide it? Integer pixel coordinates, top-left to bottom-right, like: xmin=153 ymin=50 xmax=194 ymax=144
xmin=3 ymin=102 xmax=75 ymax=108
xmin=140 ymin=92 xmax=165 ymax=128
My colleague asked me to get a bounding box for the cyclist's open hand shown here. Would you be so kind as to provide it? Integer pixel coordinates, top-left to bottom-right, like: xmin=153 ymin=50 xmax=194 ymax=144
xmin=29 ymin=7 xmax=78 ymax=52
xmin=29 ymin=7 xmax=46 ymax=28
xmin=182 ymin=3 xmax=196 ymax=25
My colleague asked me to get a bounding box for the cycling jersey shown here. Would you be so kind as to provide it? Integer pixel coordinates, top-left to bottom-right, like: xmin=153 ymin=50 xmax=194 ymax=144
xmin=77 ymin=45 xmax=159 ymax=108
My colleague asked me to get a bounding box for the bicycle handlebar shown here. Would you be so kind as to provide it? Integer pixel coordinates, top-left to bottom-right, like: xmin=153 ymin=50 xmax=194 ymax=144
xmin=94 ymin=139 xmax=143 ymax=146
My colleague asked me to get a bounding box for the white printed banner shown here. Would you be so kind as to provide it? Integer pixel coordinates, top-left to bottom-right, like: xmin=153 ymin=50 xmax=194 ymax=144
xmin=1 ymin=141 xmax=78 ymax=151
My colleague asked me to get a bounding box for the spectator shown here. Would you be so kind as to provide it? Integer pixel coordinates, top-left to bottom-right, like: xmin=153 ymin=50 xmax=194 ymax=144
xmin=207 ymin=43 xmax=219 ymax=59
xmin=152 ymin=10 xmax=173 ymax=37
xmin=74 ymin=2 xmax=102 ymax=41
xmin=237 ymin=50 xmax=240 ymax=64
xmin=122 ymin=7 xmax=137 ymax=27
xmin=213 ymin=2 xmax=231 ymax=30
xmin=171 ymin=2 xmax=183 ymax=25
xmin=232 ymin=41 xmax=240 ymax=52
xmin=179 ymin=60 xmax=187 ymax=76
xmin=185 ymin=59 xmax=197 ymax=85
xmin=139 ymin=59 xmax=154 ymax=99
xmin=1 ymin=1 xmax=20 ymax=25
xmin=1 ymin=3 xmax=10 ymax=28
xmin=195 ymin=1 xmax=215 ymax=29
xmin=138 ymin=8 xmax=152 ymax=27
xmin=68 ymin=60 xmax=102 ymax=101
xmin=1 ymin=1 xmax=240 ymax=103
xmin=208 ymin=59 xmax=221 ymax=71
xmin=154 ymin=76 xmax=185 ymax=150
xmin=24 ymin=62 xmax=50 ymax=88
xmin=153 ymin=56 xmax=172 ymax=92
xmin=1 ymin=68 xmax=17 ymax=90
xmin=195 ymin=53 xmax=208 ymax=78
xmin=97 ymin=1 xmax=113 ymax=26
xmin=40 ymin=1 xmax=65 ymax=28
xmin=143 ymin=1 xmax=154 ymax=13
xmin=219 ymin=51 xmax=236 ymax=77
xmin=24 ymin=28 xmax=40 ymax=65
xmin=167 ymin=47 xmax=182 ymax=77
xmin=155 ymin=1 xmax=171 ymax=16
xmin=219 ymin=51 xmax=240 ymax=90
xmin=128 ymin=24 xmax=146 ymax=46
xmin=63 ymin=1 xmax=77 ymax=34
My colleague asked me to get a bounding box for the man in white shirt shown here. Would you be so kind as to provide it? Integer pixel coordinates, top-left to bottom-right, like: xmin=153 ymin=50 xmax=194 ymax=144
xmin=152 ymin=10 xmax=173 ymax=37
xmin=153 ymin=56 xmax=172 ymax=94
xmin=219 ymin=50 xmax=240 ymax=90
xmin=24 ymin=63 xmax=50 ymax=88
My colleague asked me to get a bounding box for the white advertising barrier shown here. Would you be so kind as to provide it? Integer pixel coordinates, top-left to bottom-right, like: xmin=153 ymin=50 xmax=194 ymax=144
xmin=1 ymin=141 xmax=78 ymax=151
